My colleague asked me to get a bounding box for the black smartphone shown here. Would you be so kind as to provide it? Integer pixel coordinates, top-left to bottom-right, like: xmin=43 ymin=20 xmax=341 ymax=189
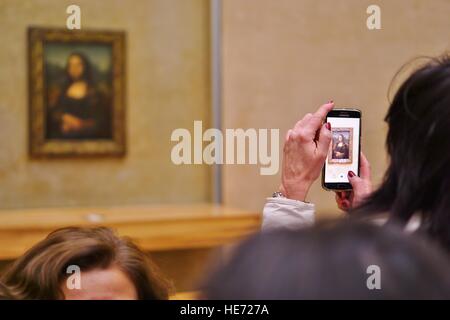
xmin=322 ymin=108 xmax=361 ymax=191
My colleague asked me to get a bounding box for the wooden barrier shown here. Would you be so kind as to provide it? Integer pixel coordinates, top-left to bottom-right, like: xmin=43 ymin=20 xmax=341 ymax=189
xmin=0 ymin=204 xmax=261 ymax=261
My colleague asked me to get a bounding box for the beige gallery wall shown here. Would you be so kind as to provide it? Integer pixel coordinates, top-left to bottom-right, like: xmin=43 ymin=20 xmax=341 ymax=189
xmin=0 ymin=0 xmax=212 ymax=209
xmin=221 ymin=0 xmax=450 ymax=217
xmin=1 ymin=0 xmax=449 ymax=215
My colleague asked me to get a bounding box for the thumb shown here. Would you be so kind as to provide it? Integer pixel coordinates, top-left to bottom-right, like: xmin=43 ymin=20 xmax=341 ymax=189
xmin=317 ymin=122 xmax=332 ymax=156
xmin=348 ymin=171 xmax=364 ymax=192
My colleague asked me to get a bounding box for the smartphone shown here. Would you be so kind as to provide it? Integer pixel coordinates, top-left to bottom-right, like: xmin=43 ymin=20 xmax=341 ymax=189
xmin=322 ymin=108 xmax=361 ymax=191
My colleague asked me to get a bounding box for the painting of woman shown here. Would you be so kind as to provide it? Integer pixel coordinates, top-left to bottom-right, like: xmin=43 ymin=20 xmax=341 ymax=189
xmin=46 ymin=52 xmax=112 ymax=140
xmin=332 ymin=133 xmax=350 ymax=160
xmin=29 ymin=28 xmax=125 ymax=157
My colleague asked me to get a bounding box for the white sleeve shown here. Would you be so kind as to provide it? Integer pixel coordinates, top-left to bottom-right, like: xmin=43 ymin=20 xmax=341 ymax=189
xmin=262 ymin=197 xmax=316 ymax=232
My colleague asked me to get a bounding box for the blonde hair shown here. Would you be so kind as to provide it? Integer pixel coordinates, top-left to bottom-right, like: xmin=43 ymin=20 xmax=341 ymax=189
xmin=1 ymin=227 xmax=171 ymax=300
xmin=0 ymin=282 xmax=14 ymax=300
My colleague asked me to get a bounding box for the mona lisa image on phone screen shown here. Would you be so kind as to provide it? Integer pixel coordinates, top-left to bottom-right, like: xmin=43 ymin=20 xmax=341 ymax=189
xmin=322 ymin=108 xmax=361 ymax=191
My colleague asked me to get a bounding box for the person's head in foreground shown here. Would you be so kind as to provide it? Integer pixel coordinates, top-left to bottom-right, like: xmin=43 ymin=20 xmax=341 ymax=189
xmin=1 ymin=227 xmax=170 ymax=300
xmin=204 ymin=221 xmax=450 ymax=299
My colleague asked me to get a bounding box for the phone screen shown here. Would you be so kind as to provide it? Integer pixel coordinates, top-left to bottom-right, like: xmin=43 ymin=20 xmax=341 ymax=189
xmin=324 ymin=115 xmax=360 ymax=185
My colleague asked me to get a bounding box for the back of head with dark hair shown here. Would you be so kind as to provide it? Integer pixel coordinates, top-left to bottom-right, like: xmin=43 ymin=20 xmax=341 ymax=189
xmin=354 ymin=54 xmax=450 ymax=251
xmin=1 ymin=227 xmax=171 ymax=300
xmin=204 ymin=221 xmax=450 ymax=299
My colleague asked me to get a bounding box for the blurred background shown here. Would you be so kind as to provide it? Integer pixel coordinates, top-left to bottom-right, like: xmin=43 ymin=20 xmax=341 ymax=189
xmin=0 ymin=0 xmax=449 ymax=295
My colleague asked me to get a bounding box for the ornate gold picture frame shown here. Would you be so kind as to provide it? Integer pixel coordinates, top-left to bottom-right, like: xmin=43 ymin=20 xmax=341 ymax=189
xmin=28 ymin=27 xmax=126 ymax=157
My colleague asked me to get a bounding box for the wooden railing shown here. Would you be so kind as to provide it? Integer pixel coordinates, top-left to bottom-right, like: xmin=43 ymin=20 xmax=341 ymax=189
xmin=0 ymin=204 xmax=261 ymax=261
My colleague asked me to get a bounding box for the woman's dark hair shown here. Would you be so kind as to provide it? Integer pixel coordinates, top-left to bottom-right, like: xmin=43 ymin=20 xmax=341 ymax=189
xmin=354 ymin=54 xmax=450 ymax=251
xmin=204 ymin=221 xmax=450 ymax=299
xmin=1 ymin=227 xmax=171 ymax=300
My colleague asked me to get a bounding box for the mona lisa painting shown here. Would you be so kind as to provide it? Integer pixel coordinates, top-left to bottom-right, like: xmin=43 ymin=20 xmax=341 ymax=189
xmin=29 ymin=28 xmax=126 ymax=157
xmin=328 ymin=128 xmax=353 ymax=164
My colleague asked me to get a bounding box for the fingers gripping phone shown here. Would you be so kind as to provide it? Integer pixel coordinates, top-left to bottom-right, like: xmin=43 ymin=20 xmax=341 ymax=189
xmin=322 ymin=108 xmax=361 ymax=191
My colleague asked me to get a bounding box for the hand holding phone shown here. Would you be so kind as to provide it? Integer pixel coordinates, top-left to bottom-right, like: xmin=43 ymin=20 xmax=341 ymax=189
xmin=280 ymin=102 xmax=334 ymax=201
xmin=322 ymin=108 xmax=361 ymax=191
xmin=335 ymin=152 xmax=372 ymax=210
